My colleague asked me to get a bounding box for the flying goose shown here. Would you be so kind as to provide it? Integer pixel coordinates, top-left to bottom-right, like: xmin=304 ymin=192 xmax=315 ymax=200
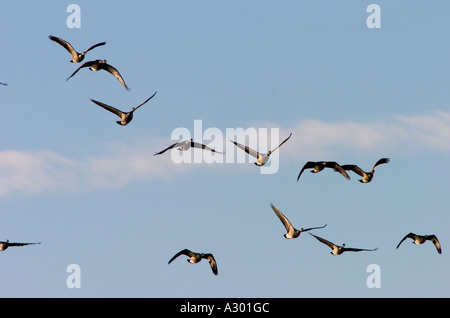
xmin=66 ymin=59 xmax=129 ymax=90
xmin=230 ymin=133 xmax=292 ymax=166
xmin=90 ymin=91 xmax=157 ymax=126
xmin=270 ymin=203 xmax=326 ymax=239
xmin=0 ymin=239 xmax=41 ymax=251
xmin=154 ymin=139 xmax=222 ymax=156
xmin=396 ymin=232 xmax=442 ymax=254
xmin=49 ymin=35 xmax=106 ymax=63
xmin=341 ymin=158 xmax=390 ymax=183
xmin=309 ymin=233 xmax=378 ymax=255
xmin=168 ymin=249 xmax=218 ymax=275
xmin=0 ymin=82 xmax=7 ymax=86
xmin=297 ymin=161 xmax=350 ymax=182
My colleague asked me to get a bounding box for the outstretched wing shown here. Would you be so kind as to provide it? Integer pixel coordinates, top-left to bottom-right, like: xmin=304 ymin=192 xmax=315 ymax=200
xmin=83 ymin=41 xmax=106 ymax=54
xmin=302 ymin=224 xmax=327 ymax=232
xmin=191 ymin=141 xmax=221 ymax=154
xmin=102 ymin=63 xmax=129 ymax=90
xmin=296 ymin=161 xmax=316 ymax=181
xmin=131 ymin=91 xmax=157 ymax=113
xmin=371 ymin=158 xmax=390 ymax=172
xmin=154 ymin=142 xmax=179 ymax=156
xmin=7 ymin=242 xmax=41 ymax=247
xmin=341 ymin=164 xmax=366 ymax=178
xmin=396 ymin=232 xmax=415 ymax=249
xmin=269 ymin=133 xmax=292 ymax=153
xmin=270 ymin=203 xmax=294 ymax=234
xmin=66 ymin=61 xmax=94 ymax=81
xmin=323 ymin=162 xmax=351 ymax=180
xmin=168 ymin=249 xmax=195 ymax=264
xmin=90 ymin=99 xmax=125 ymax=119
xmin=342 ymin=247 xmax=378 ymax=253
xmin=49 ymin=35 xmax=77 ymax=58
xmin=309 ymin=233 xmax=336 ymax=250
xmin=230 ymin=140 xmax=259 ymax=159
xmin=426 ymin=235 xmax=442 ymax=254
xmin=203 ymin=254 xmax=218 ymax=275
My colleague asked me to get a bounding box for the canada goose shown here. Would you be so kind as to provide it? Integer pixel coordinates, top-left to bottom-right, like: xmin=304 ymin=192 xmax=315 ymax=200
xmin=168 ymin=249 xmax=218 ymax=275
xmin=341 ymin=158 xmax=390 ymax=183
xmin=90 ymin=91 xmax=157 ymax=126
xmin=49 ymin=35 xmax=106 ymax=63
xmin=0 ymin=239 xmax=41 ymax=251
xmin=0 ymin=82 xmax=7 ymax=86
xmin=309 ymin=233 xmax=378 ymax=255
xmin=396 ymin=232 xmax=442 ymax=254
xmin=66 ymin=59 xmax=129 ymax=90
xmin=154 ymin=139 xmax=222 ymax=156
xmin=230 ymin=133 xmax=292 ymax=166
xmin=270 ymin=203 xmax=326 ymax=239
xmin=297 ymin=161 xmax=350 ymax=182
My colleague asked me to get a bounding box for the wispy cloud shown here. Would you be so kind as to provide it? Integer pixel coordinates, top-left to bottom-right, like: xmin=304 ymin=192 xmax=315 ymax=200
xmin=1 ymin=111 xmax=450 ymax=197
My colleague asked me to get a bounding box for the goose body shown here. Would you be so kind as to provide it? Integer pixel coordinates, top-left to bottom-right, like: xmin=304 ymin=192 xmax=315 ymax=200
xmin=168 ymin=249 xmax=218 ymax=275
xmin=66 ymin=59 xmax=129 ymax=90
xmin=309 ymin=233 xmax=378 ymax=255
xmin=0 ymin=239 xmax=41 ymax=251
xmin=154 ymin=139 xmax=222 ymax=156
xmin=270 ymin=203 xmax=326 ymax=239
xmin=396 ymin=232 xmax=442 ymax=254
xmin=297 ymin=161 xmax=350 ymax=181
xmin=49 ymin=35 xmax=106 ymax=63
xmin=230 ymin=133 xmax=292 ymax=166
xmin=341 ymin=158 xmax=390 ymax=183
xmin=90 ymin=91 xmax=157 ymax=126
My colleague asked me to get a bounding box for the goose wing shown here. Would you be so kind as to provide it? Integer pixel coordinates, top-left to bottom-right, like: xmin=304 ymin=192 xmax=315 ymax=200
xmin=191 ymin=141 xmax=221 ymax=154
xmin=49 ymin=35 xmax=78 ymax=58
xmin=309 ymin=233 xmax=337 ymax=250
xmin=203 ymin=253 xmax=218 ymax=275
xmin=270 ymin=203 xmax=295 ymax=234
xmin=90 ymin=99 xmax=125 ymax=118
xmin=302 ymin=224 xmax=327 ymax=232
xmin=168 ymin=249 xmax=195 ymax=264
xmin=341 ymin=164 xmax=366 ymax=178
xmin=297 ymin=161 xmax=317 ymax=181
xmin=342 ymin=246 xmax=378 ymax=253
xmin=396 ymin=232 xmax=416 ymax=249
xmin=371 ymin=158 xmax=390 ymax=172
xmin=101 ymin=62 xmax=129 ymax=90
xmin=269 ymin=133 xmax=292 ymax=154
xmin=154 ymin=142 xmax=180 ymax=156
xmin=230 ymin=140 xmax=259 ymax=159
xmin=323 ymin=161 xmax=351 ymax=180
xmin=7 ymin=242 xmax=41 ymax=247
xmin=426 ymin=235 xmax=442 ymax=254
xmin=131 ymin=91 xmax=157 ymax=113
xmin=66 ymin=61 xmax=94 ymax=81
xmin=83 ymin=41 xmax=106 ymax=54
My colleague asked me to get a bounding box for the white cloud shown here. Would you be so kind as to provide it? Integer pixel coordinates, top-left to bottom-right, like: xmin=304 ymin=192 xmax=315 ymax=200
xmin=1 ymin=111 xmax=450 ymax=197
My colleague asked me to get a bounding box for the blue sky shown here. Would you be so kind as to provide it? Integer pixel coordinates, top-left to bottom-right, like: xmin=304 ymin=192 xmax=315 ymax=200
xmin=1 ymin=1 xmax=449 ymax=298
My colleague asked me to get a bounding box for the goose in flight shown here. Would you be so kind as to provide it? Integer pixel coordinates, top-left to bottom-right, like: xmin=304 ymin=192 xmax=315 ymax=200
xmin=396 ymin=232 xmax=442 ymax=254
xmin=0 ymin=82 xmax=7 ymax=86
xmin=90 ymin=91 xmax=157 ymax=126
xmin=0 ymin=239 xmax=41 ymax=251
xmin=341 ymin=158 xmax=390 ymax=183
xmin=270 ymin=203 xmax=326 ymax=239
xmin=168 ymin=249 xmax=218 ymax=275
xmin=49 ymin=35 xmax=106 ymax=63
xmin=297 ymin=161 xmax=350 ymax=182
xmin=309 ymin=233 xmax=378 ymax=255
xmin=154 ymin=139 xmax=222 ymax=156
xmin=230 ymin=133 xmax=292 ymax=166
xmin=66 ymin=59 xmax=129 ymax=90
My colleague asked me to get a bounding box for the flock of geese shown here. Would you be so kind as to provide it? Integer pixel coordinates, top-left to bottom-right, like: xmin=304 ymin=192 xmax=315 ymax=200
xmin=1 ymin=36 xmax=443 ymax=278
